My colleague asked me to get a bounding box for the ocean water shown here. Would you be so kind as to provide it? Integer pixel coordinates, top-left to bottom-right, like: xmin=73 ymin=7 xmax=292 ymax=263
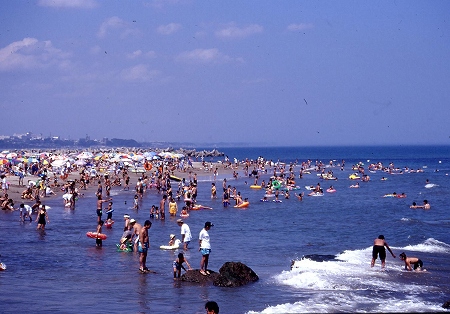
xmin=1 ymin=145 xmax=449 ymax=313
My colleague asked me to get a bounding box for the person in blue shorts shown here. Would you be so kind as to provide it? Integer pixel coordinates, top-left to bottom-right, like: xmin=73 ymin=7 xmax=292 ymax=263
xmin=138 ymin=220 xmax=152 ymax=272
xmin=172 ymin=252 xmax=192 ymax=279
xmin=199 ymin=221 xmax=213 ymax=275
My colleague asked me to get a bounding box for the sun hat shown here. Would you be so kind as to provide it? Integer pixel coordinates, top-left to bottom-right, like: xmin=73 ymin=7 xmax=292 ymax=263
xmin=177 ymin=219 xmax=183 ymax=223
xmin=129 ymin=218 xmax=136 ymax=224
xmin=170 ymin=234 xmax=176 ymax=239
xmin=124 ymin=214 xmax=130 ymax=218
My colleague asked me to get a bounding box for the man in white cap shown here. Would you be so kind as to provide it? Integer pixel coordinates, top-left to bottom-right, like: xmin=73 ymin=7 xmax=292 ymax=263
xmin=177 ymin=219 xmax=192 ymax=250
xmin=199 ymin=221 xmax=213 ymax=275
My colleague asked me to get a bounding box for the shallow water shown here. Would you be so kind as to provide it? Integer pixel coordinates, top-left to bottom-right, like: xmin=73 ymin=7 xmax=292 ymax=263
xmin=1 ymin=146 xmax=449 ymax=313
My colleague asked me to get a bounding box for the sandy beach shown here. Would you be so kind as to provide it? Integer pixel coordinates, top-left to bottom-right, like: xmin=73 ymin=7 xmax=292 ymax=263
xmin=2 ymin=159 xmax=240 ymax=209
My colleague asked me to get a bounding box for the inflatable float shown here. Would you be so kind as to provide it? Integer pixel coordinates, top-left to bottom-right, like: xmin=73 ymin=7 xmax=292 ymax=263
xmin=160 ymin=239 xmax=181 ymax=250
xmin=272 ymin=181 xmax=282 ymax=190
xmin=116 ymin=243 xmax=133 ymax=252
xmin=86 ymin=232 xmax=107 ymax=240
xmin=105 ymin=220 xmax=114 ymax=228
xmin=191 ymin=204 xmax=212 ymax=210
xmin=169 ymin=175 xmax=182 ymax=182
xmin=326 ymin=188 xmax=336 ymax=193
xmin=250 ymin=185 xmax=262 ymax=189
xmin=305 ymin=185 xmax=315 ymax=190
xmin=0 ymin=262 xmax=6 ymax=271
xmin=234 ymin=201 xmax=250 ymax=208
xmin=308 ymin=192 xmax=324 ymax=197
xmin=425 ymin=183 xmax=438 ymax=188
xmin=349 ymin=173 xmax=360 ymax=180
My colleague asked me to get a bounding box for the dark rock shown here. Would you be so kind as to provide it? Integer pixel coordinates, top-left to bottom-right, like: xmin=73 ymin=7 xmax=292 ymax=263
xmin=181 ymin=269 xmax=219 ymax=283
xmin=213 ymin=262 xmax=259 ymax=287
xmin=443 ymin=301 xmax=450 ymax=309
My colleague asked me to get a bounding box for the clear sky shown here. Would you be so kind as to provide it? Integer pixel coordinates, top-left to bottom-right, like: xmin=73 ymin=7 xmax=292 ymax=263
xmin=0 ymin=0 xmax=449 ymax=146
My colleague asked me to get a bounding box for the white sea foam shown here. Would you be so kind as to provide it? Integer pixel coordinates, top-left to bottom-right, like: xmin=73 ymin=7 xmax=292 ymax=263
xmin=402 ymin=238 xmax=450 ymax=253
xmin=246 ymin=296 xmax=446 ymax=313
xmin=247 ymin=240 xmax=449 ymax=313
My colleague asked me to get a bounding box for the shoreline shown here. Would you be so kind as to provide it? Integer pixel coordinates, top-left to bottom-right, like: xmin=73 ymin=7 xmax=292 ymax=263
xmin=2 ymin=160 xmax=242 ymax=209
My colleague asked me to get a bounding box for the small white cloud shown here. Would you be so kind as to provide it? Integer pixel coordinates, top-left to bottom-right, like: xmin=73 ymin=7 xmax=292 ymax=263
xmin=121 ymin=64 xmax=160 ymax=81
xmin=145 ymin=51 xmax=157 ymax=58
xmin=287 ymin=23 xmax=314 ymax=31
xmin=38 ymin=0 xmax=98 ymax=9
xmin=127 ymin=50 xmax=142 ymax=59
xmin=147 ymin=0 xmax=185 ymax=10
xmin=98 ymin=16 xmax=126 ymax=38
xmin=0 ymin=37 xmax=71 ymax=71
xmin=215 ymin=23 xmax=263 ymax=39
xmin=90 ymin=45 xmax=102 ymax=55
xmin=176 ymin=48 xmax=242 ymax=64
xmin=157 ymin=23 xmax=182 ymax=35
xmin=126 ymin=50 xmax=156 ymax=59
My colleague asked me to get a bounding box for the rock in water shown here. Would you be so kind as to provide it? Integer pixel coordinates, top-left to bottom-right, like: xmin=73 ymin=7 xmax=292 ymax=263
xmin=442 ymin=300 xmax=450 ymax=309
xmin=181 ymin=269 xmax=218 ymax=283
xmin=213 ymin=262 xmax=259 ymax=287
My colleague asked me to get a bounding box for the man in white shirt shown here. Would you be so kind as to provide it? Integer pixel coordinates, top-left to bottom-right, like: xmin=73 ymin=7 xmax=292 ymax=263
xmin=19 ymin=203 xmax=33 ymax=222
xmin=177 ymin=219 xmax=192 ymax=250
xmin=199 ymin=221 xmax=214 ymax=275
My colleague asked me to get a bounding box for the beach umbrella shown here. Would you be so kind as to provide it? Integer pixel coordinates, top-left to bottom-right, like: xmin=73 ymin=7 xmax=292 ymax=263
xmin=131 ymin=154 xmax=144 ymax=162
xmin=158 ymin=152 xmax=173 ymax=158
xmin=173 ymin=153 xmax=185 ymax=159
xmin=51 ymin=160 xmax=66 ymax=168
xmin=75 ymin=160 xmax=86 ymax=166
xmin=6 ymin=152 xmax=17 ymax=159
xmin=77 ymin=152 xmax=94 ymax=159
xmin=143 ymin=152 xmax=156 ymax=158
xmin=0 ymin=153 xmax=5 ymax=158
xmin=0 ymin=159 xmax=8 ymax=165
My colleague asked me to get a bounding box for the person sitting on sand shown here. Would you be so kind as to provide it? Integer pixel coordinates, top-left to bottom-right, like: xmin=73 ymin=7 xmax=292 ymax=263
xmin=399 ymin=252 xmax=424 ymax=271
xmin=21 ymin=187 xmax=34 ymax=199
xmin=1 ymin=198 xmax=14 ymax=211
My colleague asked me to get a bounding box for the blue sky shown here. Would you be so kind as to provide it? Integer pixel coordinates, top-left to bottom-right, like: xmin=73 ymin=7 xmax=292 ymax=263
xmin=0 ymin=0 xmax=449 ymax=146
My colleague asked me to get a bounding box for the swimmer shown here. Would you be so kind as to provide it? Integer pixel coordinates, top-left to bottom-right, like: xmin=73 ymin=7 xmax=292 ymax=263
xmin=399 ymin=252 xmax=424 ymax=271
xmin=371 ymin=235 xmax=396 ymax=269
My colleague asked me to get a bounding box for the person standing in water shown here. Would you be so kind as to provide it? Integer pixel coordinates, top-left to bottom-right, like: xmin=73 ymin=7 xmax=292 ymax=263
xmin=199 ymin=221 xmax=213 ymax=275
xmin=371 ymin=235 xmax=396 ymax=269
xmin=36 ymin=205 xmax=49 ymax=230
xmin=138 ymin=220 xmax=152 ymax=272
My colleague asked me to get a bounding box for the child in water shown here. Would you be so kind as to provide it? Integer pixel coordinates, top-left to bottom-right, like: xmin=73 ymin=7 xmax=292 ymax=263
xmin=133 ymin=194 xmax=139 ymax=209
xmin=173 ymin=252 xmax=192 ymax=279
xmin=96 ymin=220 xmax=104 ymax=247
